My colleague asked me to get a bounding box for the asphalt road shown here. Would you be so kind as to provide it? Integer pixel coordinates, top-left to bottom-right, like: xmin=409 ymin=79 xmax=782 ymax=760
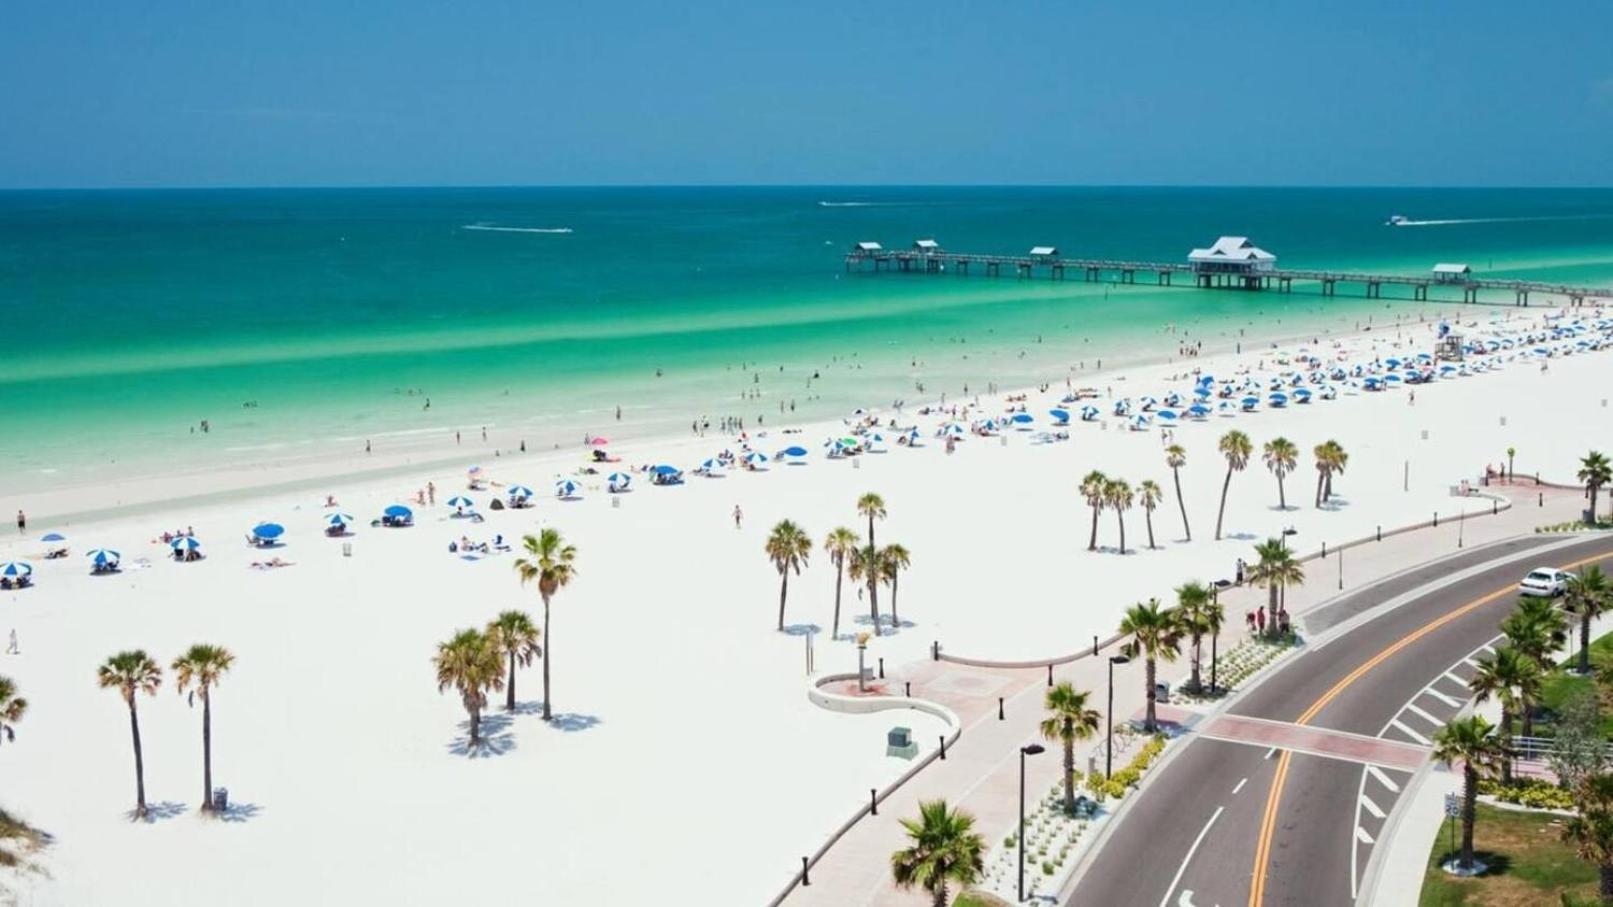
xmin=1066 ymin=532 xmax=1613 ymax=907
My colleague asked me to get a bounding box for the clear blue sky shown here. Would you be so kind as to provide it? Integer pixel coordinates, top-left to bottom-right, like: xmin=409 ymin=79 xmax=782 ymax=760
xmin=4 ymin=0 xmax=1611 ymax=188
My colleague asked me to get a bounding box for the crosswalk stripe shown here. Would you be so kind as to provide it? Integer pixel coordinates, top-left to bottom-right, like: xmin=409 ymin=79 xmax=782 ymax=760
xmin=1390 ymin=719 xmax=1431 ymax=745
xmin=1424 ymin=687 xmax=1463 ymax=709
xmin=1404 ymin=702 xmax=1443 ymax=725
xmin=1356 ymin=826 xmax=1376 ymax=844
xmin=1360 ymin=794 xmax=1386 ymax=819
xmin=1441 ymin=670 xmax=1468 ymax=688
xmin=1367 ymin=765 xmax=1402 ymax=793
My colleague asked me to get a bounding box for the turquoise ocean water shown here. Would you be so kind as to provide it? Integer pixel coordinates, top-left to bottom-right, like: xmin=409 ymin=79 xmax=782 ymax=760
xmin=4 ymin=186 xmax=1613 ymax=494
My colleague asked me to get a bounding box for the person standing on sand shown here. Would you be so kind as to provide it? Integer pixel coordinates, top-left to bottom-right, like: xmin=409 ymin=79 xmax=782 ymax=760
xmin=427 ymin=482 xmax=436 ymax=506
xmin=733 ymin=505 xmax=742 ymax=529
xmin=15 ymin=511 xmax=23 ymax=534
xmin=5 ymin=629 xmax=16 ymax=655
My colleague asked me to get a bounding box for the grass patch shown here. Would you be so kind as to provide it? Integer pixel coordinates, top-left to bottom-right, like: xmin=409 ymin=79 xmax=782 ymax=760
xmin=1418 ymin=803 xmax=1596 ymax=906
xmin=1513 ymin=629 xmax=1613 ymax=739
xmin=955 ymin=893 xmax=1012 ymax=907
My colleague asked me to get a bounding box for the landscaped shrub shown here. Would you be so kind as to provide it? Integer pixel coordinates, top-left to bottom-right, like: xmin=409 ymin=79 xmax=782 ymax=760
xmin=1477 ymin=777 xmax=1575 ymax=810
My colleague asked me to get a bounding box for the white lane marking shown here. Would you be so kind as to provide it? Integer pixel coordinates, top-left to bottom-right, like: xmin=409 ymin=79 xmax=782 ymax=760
xmin=1178 ymin=891 xmax=1196 ymax=907
xmin=1462 ymin=656 xmax=1481 ymax=669
xmin=1389 ymin=719 xmax=1431 ymax=745
xmin=1232 ymin=777 xmax=1248 ymax=795
xmin=1404 ymin=702 xmax=1443 ymax=725
xmin=1366 ymin=765 xmax=1402 ymax=793
xmin=1480 ymin=643 xmax=1497 ymax=654
xmin=1441 ymin=670 xmax=1468 ymax=688
xmin=1360 ymin=793 xmax=1386 ymax=819
xmin=1423 ymin=686 xmax=1463 ymax=709
xmin=1264 ymin=747 xmax=1278 ymax=760
xmin=1355 ymin=826 xmax=1376 ymax=844
xmin=1158 ymin=806 xmax=1225 ymax=907
xmin=1351 ymin=768 xmax=1368 ymax=900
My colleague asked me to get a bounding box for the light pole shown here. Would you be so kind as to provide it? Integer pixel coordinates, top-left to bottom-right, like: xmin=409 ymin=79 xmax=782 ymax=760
xmin=1107 ymin=654 xmax=1131 ymax=778
xmin=1018 ymin=743 xmax=1046 ymax=902
xmin=856 ymin=632 xmax=870 ymax=692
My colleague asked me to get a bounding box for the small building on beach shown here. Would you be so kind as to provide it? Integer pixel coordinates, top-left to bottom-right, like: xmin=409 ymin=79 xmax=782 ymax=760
xmin=1028 ymin=245 xmax=1059 ymax=261
xmin=913 ymin=239 xmax=942 ymax=255
xmin=1433 ymin=263 xmax=1472 ymax=283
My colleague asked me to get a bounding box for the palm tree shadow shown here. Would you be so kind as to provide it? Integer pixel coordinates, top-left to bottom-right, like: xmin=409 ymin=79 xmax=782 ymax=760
xmin=782 ymin=623 xmax=821 ymax=637
xmin=129 ymin=800 xmax=187 ymax=823
xmin=1318 ymin=497 xmax=1351 ymax=513
xmin=548 ymin=713 xmax=602 ymax=733
xmin=217 ymin=802 xmax=263 ymax=824
xmin=446 ymin=713 xmax=517 ymax=758
xmin=510 ymin=700 xmax=547 ymax=716
xmin=1227 ymin=531 xmax=1259 ymax=541
xmin=1436 ymin=849 xmax=1510 ymax=877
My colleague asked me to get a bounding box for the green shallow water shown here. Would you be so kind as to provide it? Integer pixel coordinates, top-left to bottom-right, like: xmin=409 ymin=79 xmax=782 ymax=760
xmin=4 ymin=186 xmax=1613 ymax=492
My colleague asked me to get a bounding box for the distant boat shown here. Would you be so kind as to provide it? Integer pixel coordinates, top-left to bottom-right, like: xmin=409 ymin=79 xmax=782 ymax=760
xmin=1386 ymin=215 xmax=1410 ymax=226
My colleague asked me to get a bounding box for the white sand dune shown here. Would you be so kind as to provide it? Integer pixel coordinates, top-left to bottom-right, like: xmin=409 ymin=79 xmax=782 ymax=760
xmin=1 ymin=307 xmax=1609 ymax=904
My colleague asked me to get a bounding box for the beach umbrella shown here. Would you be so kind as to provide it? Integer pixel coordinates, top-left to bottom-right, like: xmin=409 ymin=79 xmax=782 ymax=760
xmin=446 ymin=495 xmax=474 ymax=511
xmin=1157 ymin=409 xmax=1179 ymax=422
xmin=700 ymin=457 xmax=727 ymax=474
xmin=252 ymin=522 xmax=285 ymax=540
xmin=1384 ymin=373 xmax=1403 ymax=383
xmin=86 ymin=548 xmax=121 ymax=565
xmin=384 ymin=504 xmax=413 ymax=520
xmin=905 ymin=428 xmax=922 ymax=445
xmin=467 ymin=465 xmax=484 ymax=478
xmin=864 ymin=434 xmax=887 ymax=452
xmin=170 ymin=537 xmax=202 ymax=551
xmin=0 ymin=561 xmax=33 ymax=578
xmin=1139 ymin=396 xmax=1157 ymax=410
xmin=651 ymin=464 xmax=682 ymax=476
xmin=325 ymin=513 xmax=354 ymax=528
xmin=1197 ymin=374 xmax=1215 ymax=386
xmin=1080 ymin=406 xmax=1099 ymax=421
xmin=743 ymin=451 xmax=770 ymax=465
xmin=780 ymin=446 xmax=809 ymax=459
xmin=607 ymin=472 xmax=632 ymax=492
xmin=1130 ymin=414 xmax=1152 ymax=430
xmin=1060 ymin=393 xmax=1078 ymax=404
xmin=1112 ymin=399 xmax=1131 ymax=416
xmin=506 ymin=485 xmax=534 ymax=500
xmin=1293 ymin=387 xmax=1312 ymax=402
xmin=589 ymin=437 xmax=610 ymax=447
xmin=1268 ymin=392 xmax=1288 ymax=407
xmin=940 ymin=422 xmax=966 ymax=436
xmin=1240 ymin=395 xmax=1260 ymax=410
xmin=1188 ymin=403 xmax=1212 ymax=417
xmin=555 ymin=478 xmax=582 ymax=498
xmin=39 ymin=532 xmax=66 ymax=544
xmin=1217 ymin=400 xmax=1236 ymax=414
xmin=1011 ymin=412 xmax=1034 ymax=425
xmin=1049 ymin=408 xmax=1070 ymax=425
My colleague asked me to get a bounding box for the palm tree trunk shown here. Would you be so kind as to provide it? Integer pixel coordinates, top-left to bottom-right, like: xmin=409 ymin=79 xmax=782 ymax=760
xmin=541 ymin=595 xmax=553 ymax=721
xmin=1062 ymin=732 xmax=1076 ymax=814
xmin=1115 ymin=510 xmax=1126 ymax=554
xmin=1325 ymin=471 xmax=1335 ymax=500
xmin=467 ymin=698 xmax=481 ymax=746
xmin=1590 ymin=487 xmax=1599 ymax=526
xmin=1460 ymin=765 xmax=1477 ymax=870
xmin=869 ymin=575 xmax=881 ymax=636
xmin=1215 ymin=467 xmax=1233 ymax=540
xmin=867 ymin=516 xmax=876 ymax=551
xmin=200 ymin=690 xmax=213 ymax=812
xmin=832 ymin=560 xmax=843 ymax=640
xmin=1173 ymin=468 xmax=1191 ymax=541
xmin=932 ymin=881 xmax=948 ymax=907
xmin=1144 ymin=658 xmax=1157 ymax=732
xmin=1277 ymin=474 xmax=1286 ymax=510
xmin=1600 ymin=861 xmax=1613 ymax=900
xmin=506 ymin=651 xmax=517 ymax=711
xmin=1315 ymin=471 xmax=1325 ymax=509
xmin=1499 ymin=705 xmax=1513 ymax=785
xmin=1088 ymin=505 xmax=1100 ymax=550
xmin=1583 ymin=613 xmax=1593 ymax=675
xmin=777 ymin=570 xmax=789 ymax=631
xmin=1190 ymin=635 xmax=1202 ymax=692
xmin=890 ymin=572 xmax=900 ymax=627
xmin=1268 ymin=583 xmax=1280 ymax=637
xmin=128 ymin=699 xmax=147 ymax=818
xmin=1145 ymin=510 xmax=1156 ymax=549
xmin=1210 ymin=630 xmax=1219 ymax=693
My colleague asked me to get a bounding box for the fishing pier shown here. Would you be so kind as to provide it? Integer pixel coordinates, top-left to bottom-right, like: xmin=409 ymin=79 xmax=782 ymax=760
xmin=845 ymin=236 xmax=1613 ymax=306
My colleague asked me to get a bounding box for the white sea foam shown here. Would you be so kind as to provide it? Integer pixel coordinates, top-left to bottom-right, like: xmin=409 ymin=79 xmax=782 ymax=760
xmin=1393 ymin=214 xmax=1613 ymax=227
xmin=462 ymin=223 xmax=574 ymax=234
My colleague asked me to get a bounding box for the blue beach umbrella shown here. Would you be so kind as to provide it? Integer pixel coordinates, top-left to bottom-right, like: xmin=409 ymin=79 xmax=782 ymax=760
xmin=1011 ymin=412 xmax=1034 ymax=425
xmin=1293 ymin=388 xmax=1312 ymax=402
xmin=1049 ymin=408 xmax=1070 ymax=425
xmin=252 ymin=522 xmax=285 ymax=540
xmin=326 ymin=513 xmax=354 ymax=527
xmin=446 ymin=495 xmax=474 ymax=511
xmin=1112 ymin=399 xmax=1131 ymax=416
xmin=170 ymin=537 xmax=202 ymax=551
xmin=1163 ymin=392 xmax=1183 ymax=408
xmin=555 ymin=479 xmax=581 ymax=498
xmin=744 ymin=451 xmax=770 ymax=465
xmin=1240 ymin=395 xmax=1260 ymax=410
xmin=652 ymin=464 xmax=682 ymax=475
xmin=864 ymin=434 xmax=887 ymax=452
xmin=700 ymin=457 xmax=727 ymax=473
xmin=1130 ymin=414 xmax=1152 ymax=430
xmin=1268 ymin=392 xmax=1288 ymax=407
xmin=1384 ymin=373 xmax=1403 ymax=384
xmin=1188 ymin=403 xmax=1212 ymax=417
xmin=506 ymin=485 xmax=534 ymax=500
xmin=607 ymin=472 xmax=632 ymax=492
xmin=383 ymin=504 xmax=413 ymax=520
xmin=0 ymin=561 xmax=33 ymax=578
xmin=905 ymin=428 xmax=922 ymax=445
xmin=1080 ymin=406 xmax=1099 ymax=421
xmin=39 ymin=532 xmax=66 ymax=543
xmin=1156 ymin=409 xmax=1178 ymax=421
xmin=87 ymin=548 xmax=121 ymax=565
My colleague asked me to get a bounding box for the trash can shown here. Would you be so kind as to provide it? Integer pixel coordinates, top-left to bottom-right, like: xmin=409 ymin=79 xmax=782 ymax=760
xmin=213 ymin=787 xmax=229 ymax=811
xmin=342 ymin=542 xmax=352 ymax=558
xmin=1153 ymin=681 xmax=1172 ymax=704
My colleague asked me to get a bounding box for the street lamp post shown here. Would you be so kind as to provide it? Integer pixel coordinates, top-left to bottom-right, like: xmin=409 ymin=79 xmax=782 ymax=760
xmin=1018 ymin=743 xmax=1046 ymax=902
xmin=856 ymin=632 xmax=870 ymax=692
xmin=1107 ymin=655 xmax=1131 ymax=779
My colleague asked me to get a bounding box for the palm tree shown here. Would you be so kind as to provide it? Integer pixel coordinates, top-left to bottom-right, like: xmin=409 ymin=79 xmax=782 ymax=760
xmin=1105 ymin=478 xmax=1134 ymax=554
xmin=857 ymin=493 xmax=887 ymax=626
xmin=1263 ymin=437 xmax=1298 ymax=510
xmin=1175 ymin=582 xmax=1212 ymax=693
xmin=172 ymin=644 xmax=234 ymax=813
xmin=1138 ymin=480 xmax=1163 ymax=550
xmin=1246 ymin=538 xmax=1304 ymax=636
xmin=1563 ymin=772 xmax=1613 ymax=901
xmin=486 ymin=610 xmax=541 ymax=711
xmin=97 ymin=650 xmax=163 ymax=818
xmin=1567 ymin=566 xmax=1612 ymax=675
xmin=1581 ymin=451 xmax=1612 ymax=524
xmin=848 ymin=544 xmax=884 ymax=636
xmin=1039 ymin=682 xmax=1100 ymax=815
xmin=1468 ymin=646 xmax=1541 ymax=785
xmin=1081 ymin=470 xmax=1108 ymax=551
xmin=880 ymin=543 xmax=912 ymax=628
xmin=764 ymin=520 xmax=812 ymax=632
xmin=1165 ymin=444 xmax=1191 ymax=541
xmin=1501 ymin=598 xmax=1568 ymax=737
xmin=823 ymin=527 xmax=861 ymax=640
xmin=889 ymin=799 xmax=986 ymax=907
xmin=514 ymin=528 xmax=578 ymax=721
xmin=1321 ymin=440 xmax=1348 ymax=503
xmin=1432 ymin=716 xmax=1506 ymax=874
xmin=0 ymin=676 xmax=25 ymax=747
xmin=434 ymin=629 xmax=504 ymax=748
xmin=1119 ymin=599 xmax=1181 ymax=732
xmin=1214 ymin=430 xmax=1252 ymax=540
xmin=1203 ymin=595 xmax=1226 ymax=694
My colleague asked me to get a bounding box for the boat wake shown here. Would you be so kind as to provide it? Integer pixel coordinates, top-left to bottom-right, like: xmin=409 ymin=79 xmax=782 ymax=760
xmin=817 ymin=201 xmax=899 ymax=208
xmin=462 ymin=223 xmax=574 ymax=234
xmin=1391 ymin=214 xmax=1613 ymax=227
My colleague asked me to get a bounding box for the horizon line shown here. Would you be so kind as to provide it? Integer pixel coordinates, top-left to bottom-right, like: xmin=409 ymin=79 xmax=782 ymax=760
xmin=5 ymin=182 xmax=1613 ymax=193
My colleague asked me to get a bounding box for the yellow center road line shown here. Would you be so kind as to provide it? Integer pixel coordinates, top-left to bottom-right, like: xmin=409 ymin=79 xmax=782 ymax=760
xmin=1247 ymin=547 xmax=1613 ymax=906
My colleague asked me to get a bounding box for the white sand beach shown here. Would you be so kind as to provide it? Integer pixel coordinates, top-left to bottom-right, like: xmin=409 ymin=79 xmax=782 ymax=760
xmin=2 ymin=304 xmax=1610 ymax=905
